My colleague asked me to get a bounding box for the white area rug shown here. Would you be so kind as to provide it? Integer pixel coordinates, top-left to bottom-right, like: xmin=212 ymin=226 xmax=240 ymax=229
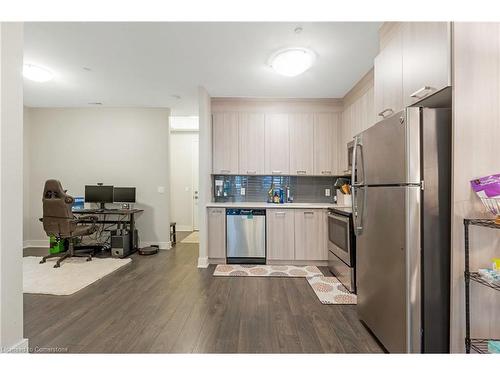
xmin=181 ymin=231 xmax=199 ymax=243
xmin=213 ymin=264 xmax=323 ymax=277
xmin=307 ymin=276 xmax=357 ymax=305
xmin=23 ymin=256 xmax=132 ymax=295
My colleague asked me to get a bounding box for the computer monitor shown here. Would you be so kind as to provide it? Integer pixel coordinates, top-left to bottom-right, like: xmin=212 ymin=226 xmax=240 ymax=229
xmin=113 ymin=187 xmax=136 ymax=203
xmin=85 ymin=185 xmax=114 ymax=209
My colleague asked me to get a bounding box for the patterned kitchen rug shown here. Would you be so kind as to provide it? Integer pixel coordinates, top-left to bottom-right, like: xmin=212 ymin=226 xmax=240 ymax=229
xmin=213 ymin=264 xmax=323 ymax=278
xmin=306 ymin=276 xmax=357 ymax=305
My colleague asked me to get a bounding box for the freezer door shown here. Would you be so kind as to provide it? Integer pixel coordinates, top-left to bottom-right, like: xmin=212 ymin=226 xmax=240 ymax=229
xmin=354 ymin=108 xmax=420 ymax=185
xmin=355 ymin=185 xmax=421 ymax=353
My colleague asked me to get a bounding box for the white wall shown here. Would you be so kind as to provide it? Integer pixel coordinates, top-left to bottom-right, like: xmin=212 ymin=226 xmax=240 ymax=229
xmin=24 ymin=107 xmax=172 ymax=249
xmin=0 ymin=22 xmax=27 ymax=352
xmin=169 ymin=131 xmax=199 ymax=231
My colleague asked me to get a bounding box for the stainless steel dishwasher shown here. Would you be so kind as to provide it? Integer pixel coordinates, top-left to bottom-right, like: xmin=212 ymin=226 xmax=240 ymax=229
xmin=226 ymin=208 xmax=266 ymax=264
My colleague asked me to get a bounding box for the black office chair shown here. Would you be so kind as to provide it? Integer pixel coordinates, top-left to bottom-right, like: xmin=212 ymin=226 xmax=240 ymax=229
xmin=39 ymin=179 xmax=99 ymax=268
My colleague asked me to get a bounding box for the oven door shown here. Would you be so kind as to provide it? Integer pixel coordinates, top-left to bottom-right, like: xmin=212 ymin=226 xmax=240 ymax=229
xmin=327 ymin=212 xmax=352 ymax=266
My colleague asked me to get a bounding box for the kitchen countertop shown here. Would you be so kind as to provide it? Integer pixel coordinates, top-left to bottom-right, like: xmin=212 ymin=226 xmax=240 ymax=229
xmin=206 ymin=202 xmax=352 ymax=209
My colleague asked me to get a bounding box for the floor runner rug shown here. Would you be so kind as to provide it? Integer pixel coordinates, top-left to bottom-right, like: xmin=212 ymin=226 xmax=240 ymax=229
xmin=307 ymin=275 xmax=357 ymax=305
xmin=213 ymin=264 xmax=323 ymax=277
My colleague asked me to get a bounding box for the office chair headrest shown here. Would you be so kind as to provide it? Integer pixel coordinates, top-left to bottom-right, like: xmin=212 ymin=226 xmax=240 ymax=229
xmin=43 ymin=179 xmax=73 ymax=204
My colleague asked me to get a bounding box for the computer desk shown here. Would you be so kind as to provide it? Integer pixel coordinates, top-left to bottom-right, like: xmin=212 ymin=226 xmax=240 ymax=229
xmin=72 ymin=208 xmax=144 ymax=251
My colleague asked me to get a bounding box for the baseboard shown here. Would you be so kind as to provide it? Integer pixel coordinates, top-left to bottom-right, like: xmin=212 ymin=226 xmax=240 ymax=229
xmin=23 ymin=240 xmax=49 ymax=249
xmin=175 ymin=225 xmax=193 ymax=232
xmin=197 ymin=256 xmax=209 ymax=268
xmin=5 ymin=338 xmax=29 ymax=353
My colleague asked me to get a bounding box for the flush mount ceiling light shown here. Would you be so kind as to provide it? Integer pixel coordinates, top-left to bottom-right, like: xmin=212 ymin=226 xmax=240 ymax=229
xmin=269 ymin=48 xmax=315 ymax=77
xmin=23 ymin=64 xmax=54 ymax=82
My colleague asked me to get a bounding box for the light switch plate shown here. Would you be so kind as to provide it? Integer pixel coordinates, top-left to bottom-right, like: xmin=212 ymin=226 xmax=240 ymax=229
xmin=158 ymin=186 xmax=165 ymax=194
xmin=240 ymin=187 xmax=246 ymax=196
xmin=325 ymin=188 xmax=331 ymax=197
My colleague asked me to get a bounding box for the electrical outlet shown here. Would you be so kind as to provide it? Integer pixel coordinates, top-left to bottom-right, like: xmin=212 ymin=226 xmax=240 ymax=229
xmin=325 ymin=188 xmax=331 ymax=197
xmin=157 ymin=186 xmax=165 ymax=194
xmin=240 ymin=187 xmax=246 ymax=196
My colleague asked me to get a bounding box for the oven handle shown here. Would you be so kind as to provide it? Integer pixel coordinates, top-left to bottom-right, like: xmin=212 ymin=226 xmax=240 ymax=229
xmin=327 ymin=212 xmax=350 ymax=223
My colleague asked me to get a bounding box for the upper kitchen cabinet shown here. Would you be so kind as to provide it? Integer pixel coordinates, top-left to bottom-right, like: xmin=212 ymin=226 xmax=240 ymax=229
xmin=289 ymin=113 xmax=314 ymax=175
xmin=212 ymin=112 xmax=238 ymax=174
xmin=264 ymin=113 xmax=290 ymax=175
xmin=314 ymin=113 xmax=339 ymax=176
xmin=402 ymin=22 xmax=451 ymax=106
xmin=374 ymin=23 xmax=403 ymax=119
xmin=238 ymin=113 xmax=265 ymax=175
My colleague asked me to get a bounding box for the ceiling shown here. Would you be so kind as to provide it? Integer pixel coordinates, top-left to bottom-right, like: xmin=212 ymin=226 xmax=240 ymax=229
xmin=23 ymin=22 xmax=381 ymax=115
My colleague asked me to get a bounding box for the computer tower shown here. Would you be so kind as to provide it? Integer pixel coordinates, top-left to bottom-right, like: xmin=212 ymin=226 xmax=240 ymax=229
xmin=111 ymin=229 xmax=138 ymax=258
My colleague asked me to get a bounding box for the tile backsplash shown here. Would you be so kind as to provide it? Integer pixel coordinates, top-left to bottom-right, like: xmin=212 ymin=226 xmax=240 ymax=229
xmin=213 ymin=175 xmax=345 ymax=203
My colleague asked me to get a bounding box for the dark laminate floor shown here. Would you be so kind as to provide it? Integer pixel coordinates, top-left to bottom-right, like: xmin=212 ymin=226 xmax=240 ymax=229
xmin=23 ymin=232 xmax=383 ymax=353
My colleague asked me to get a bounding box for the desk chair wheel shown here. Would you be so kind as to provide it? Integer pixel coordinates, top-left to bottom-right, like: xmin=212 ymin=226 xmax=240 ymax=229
xmin=53 ymin=263 xmax=60 ymax=268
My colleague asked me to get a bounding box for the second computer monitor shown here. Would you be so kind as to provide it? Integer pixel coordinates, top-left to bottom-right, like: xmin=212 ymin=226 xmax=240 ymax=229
xmin=113 ymin=187 xmax=136 ymax=203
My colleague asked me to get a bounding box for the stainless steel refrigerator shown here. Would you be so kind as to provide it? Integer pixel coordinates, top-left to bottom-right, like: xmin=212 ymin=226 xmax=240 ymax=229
xmin=352 ymin=107 xmax=451 ymax=353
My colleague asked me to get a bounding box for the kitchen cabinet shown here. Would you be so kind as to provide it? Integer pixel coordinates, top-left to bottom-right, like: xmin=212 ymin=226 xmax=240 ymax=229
xmin=314 ymin=113 xmax=339 ymax=176
xmin=238 ymin=113 xmax=265 ymax=175
xmin=402 ymin=22 xmax=451 ymax=106
xmin=374 ymin=23 xmax=403 ymax=119
xmin=294 ymin=209 xmax=327 ymax=261
xmin=264 ymin=113 xmax=290 ymax=175
xmin=212 ymin=112 xmax=238 ymax=174
xmin=266 ymin=209 xmax=295 ymax=260
xmin=207 ymin=208 xmax=226 ymax=259
xmin=289 ymin=113 xmax=314 ymax=175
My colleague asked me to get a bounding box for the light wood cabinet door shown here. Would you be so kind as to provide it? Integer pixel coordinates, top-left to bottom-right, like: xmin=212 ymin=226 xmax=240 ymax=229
xmin=207 ymin=208 xmax=226 ymax=259
xmin=294 ymin=209 xmax=327 ymax=261
xmin=289 ymin=113 xmax=314 ymax=175
xmin=212 ymin=113 xmax=238 ymax=174
xmin=314 ymin=113 xmax=339 ymax=176
xmin=374 ymin=24 xmax=403 ymax=120
xmin=264 ymin=113 xmax=289 ymax=175
xmin=238 ymin=113 xmax=265 ymax=175
xmin=402 ymin=22 xmax=451 ymax=106
xmin=266 ymin=209 xmax=295 ymax=260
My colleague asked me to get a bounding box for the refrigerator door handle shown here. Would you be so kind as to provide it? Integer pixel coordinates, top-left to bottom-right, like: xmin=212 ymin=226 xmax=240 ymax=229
xmin=352 ymin=186 xmax=364 ymax=236
xmin=351 ymin=135 xmax=364 ymax=186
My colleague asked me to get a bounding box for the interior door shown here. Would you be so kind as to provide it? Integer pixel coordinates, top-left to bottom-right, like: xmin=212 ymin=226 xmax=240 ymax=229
xmin=192 ymin=138 xmax=199 ymax=231
xmin=355 ymin=185 xmax=408 ymax=353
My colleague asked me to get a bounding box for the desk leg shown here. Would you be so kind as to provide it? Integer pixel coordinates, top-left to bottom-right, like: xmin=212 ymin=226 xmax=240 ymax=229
xmin=130 ymin=213 xmax=136 ymax=250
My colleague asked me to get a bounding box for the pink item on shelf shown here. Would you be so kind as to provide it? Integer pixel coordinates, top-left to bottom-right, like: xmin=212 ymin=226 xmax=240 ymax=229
xmin=471 ymin=174 xmax=500 ymax=198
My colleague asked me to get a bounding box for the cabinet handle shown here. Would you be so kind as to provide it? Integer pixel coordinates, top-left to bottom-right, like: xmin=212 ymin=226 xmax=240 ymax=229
xmin=246 ymin=170 xmax=257 ymax=175
xmin=297 ymin=170 xmax=307 ymax=175
xmin=378 ymin=108 xmax=394 ymax=118
xmin=272 ymin=170 xmax=282 ymax=175
xmin=410 ymin=86 xmax=436 ymax=100
xmin=321 ymin=170 xmax=332 ymax=175
xmin=220 ymin=169 xmax=231 ymax=174
xmin=275 ymin=212 xmax=286 ymax=216
xmin=304 ymin=211 xmax=315 ymax=216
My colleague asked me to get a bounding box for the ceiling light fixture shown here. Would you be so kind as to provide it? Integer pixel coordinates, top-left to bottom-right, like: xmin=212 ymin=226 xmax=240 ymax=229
xmin=23 ymin=64 xmax=54 ymax=82
xmin=269 ymin=48 xmax=315 ymax=77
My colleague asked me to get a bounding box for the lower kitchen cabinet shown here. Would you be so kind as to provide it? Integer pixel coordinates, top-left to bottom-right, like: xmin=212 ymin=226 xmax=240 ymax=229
xmin=266 ymin=209 xmax=295 ymax=260
xmin=294 ymin=209 xmax=327 ymax=261
xmin=207 ymin=208 xmax=226 ymax=259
